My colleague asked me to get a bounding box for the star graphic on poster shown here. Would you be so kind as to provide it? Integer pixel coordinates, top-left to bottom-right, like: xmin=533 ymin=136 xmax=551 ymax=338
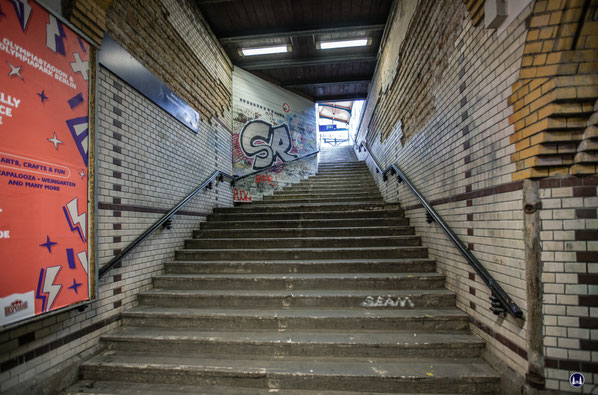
xmin=78 ymin=170 xmax=86 ymax=179
xmin=47 ymin=132 xmax=63 ymax=150
xmin=68 ymin=278 xmax=82 ymax=294
xmin=40 ymin=236 xmax=57 ymax=253
xmin=37 ymin=90 xmax=48 ymax=103
xmin=70 ymin=52 xmax=88 ymax=80
xmin=7 ymin=61 xmax=23 ymax=80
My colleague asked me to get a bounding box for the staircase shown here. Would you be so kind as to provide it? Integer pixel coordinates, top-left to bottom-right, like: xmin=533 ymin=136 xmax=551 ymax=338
xmin=66 ymin=160 xmax=500 ymax=394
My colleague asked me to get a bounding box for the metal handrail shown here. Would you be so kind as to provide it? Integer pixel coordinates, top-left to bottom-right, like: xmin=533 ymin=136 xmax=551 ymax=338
xmin=357 ymin=141 xmax=524 ymax=319
xmin=99 ymin=151 xmax=320 ymax=279
xmin=234 ymin=150 xmax=319 ymax=181
xmin=98 ymin=170 xmax=234 ymax=278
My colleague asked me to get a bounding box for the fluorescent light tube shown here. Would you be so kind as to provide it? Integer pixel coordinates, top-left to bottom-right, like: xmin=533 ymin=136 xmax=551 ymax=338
xmin=241 ymin=45 xmax=288 ymax=56
xmin=319 ymin=39 xmax=369 ymax=49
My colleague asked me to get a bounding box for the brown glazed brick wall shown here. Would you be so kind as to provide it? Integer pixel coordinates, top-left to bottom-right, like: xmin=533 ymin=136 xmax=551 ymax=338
xmin=106 ymin=0 xmax=231 ymax=123
xmin=509 ymin=0 xmax=598 ymax=179
xmin=0 ymin=1 xmax=233 ymax=393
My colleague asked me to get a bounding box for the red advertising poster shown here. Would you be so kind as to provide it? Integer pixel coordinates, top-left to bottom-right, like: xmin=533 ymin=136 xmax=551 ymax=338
xmin=0 ymin=0 xmax=90 ymax=326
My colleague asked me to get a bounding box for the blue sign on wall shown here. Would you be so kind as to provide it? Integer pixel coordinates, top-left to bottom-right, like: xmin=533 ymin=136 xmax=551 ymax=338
xmin=319 ymin=124 xmax=337 ymax=132
xmin=98 ymin=35 xmax=200 ymax=133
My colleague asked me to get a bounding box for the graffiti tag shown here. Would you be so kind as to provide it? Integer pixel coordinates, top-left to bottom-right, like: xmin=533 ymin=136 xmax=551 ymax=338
xmin=239 ymin=120 xmax=297 ymax=170
xmin=361 ymin=296 xmax=415 ymax=308
xmin=255 ymin=174 xmax=275 ymax=186
xmin=233 ymin=188 xmax=252 ymax=202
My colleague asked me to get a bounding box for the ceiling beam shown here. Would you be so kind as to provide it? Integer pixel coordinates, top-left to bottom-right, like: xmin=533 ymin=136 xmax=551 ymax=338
xmin=314 ymin=93 xmax=368 ymax=102
xmin=219 ymin=24 xmax=386 ymax=43
xmin=283 ymin=79 xmax=370 ymax=89
xmin=195 ymin=0 xmax=233 ymax=4
xmin=238 ymin=54 xmax=377 ymax=70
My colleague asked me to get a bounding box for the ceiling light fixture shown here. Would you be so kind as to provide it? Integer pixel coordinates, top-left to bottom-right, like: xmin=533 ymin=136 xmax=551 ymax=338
xmin=319 ymin=39 xmax=369 ymax=50
xmin=241 ymin=45 xmax=289 ymax=56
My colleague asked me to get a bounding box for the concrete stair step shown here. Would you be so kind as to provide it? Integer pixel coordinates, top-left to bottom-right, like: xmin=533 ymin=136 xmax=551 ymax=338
xmin=207 ymin=209 xmax=404 ymax=221
xmin=63 ymin=380 xmax=470 ymax=395
xmin=280 ymin=187 xmax=378 ymax=194
xmin=193 ymin=226 xmax=415 ymax=239
xmin=216 ymin=202 xmax=399 ymax=213
xmin=184 ymin=235 xmax=421 ymax=249
xmin=139 ymin=288 xmax=455 ymax=308
xmin=100 ymin=327 xmax=483 ymax=358
xmin=200 ymin=217 xmax=409 ymax=229
xmin=264 ymin=192 xmax=381 ymax=201
xmin=152 ymin=272 xmax=444 ymax=290
xmin=165 ymin=258 xmax=434 ymax=274
xmin=249 ymin=197 xmax=384 ymax=204
xmin=121 ymin=306 xmax=470 ymax=330
xmin=79 ymin=352 xmax=497 ymax=393
xmin=300 ymin=177 xmax=375 ymax=184
xmin=175 ymin=246 xmax=427 ymax=260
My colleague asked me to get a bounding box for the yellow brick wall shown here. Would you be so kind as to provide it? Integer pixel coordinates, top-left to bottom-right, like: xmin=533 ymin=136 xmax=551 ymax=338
xmin=510 ymin=0 xmax=598 ymax=180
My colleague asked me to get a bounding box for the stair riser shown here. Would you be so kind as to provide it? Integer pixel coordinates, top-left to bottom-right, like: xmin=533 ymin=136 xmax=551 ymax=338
xmin=298 ymin=180 xmax=376 ymax=187
xmin=139 ymin=293 xmax=455 ymax=309
xmin=215 ymin=203 xmax=400 ymax=214
xmin=175 ymin=247 xmax=427 ymax=260
xmin=193 ymin=227 xmax=415 ymax=239
xmin=103 ymin=338 xmax=480 ymax=359
xmin=207 ymin=210 xmax=404 ymax=221
xmin=262 ymin=194 xmax=381 ymax=201
xmin=278 ymin=188 xmax=378 ymax=194
xmin=152 ymin=276 xmax=443 ymax=290
xmin=81 ymin=367 xmax=495 ymax=394
xmin=249 ymin=198 xmax=383 ymax=204
xmin=121 ymin=314 xmax=469 ymax=331
xmin=201 ymin=218 xmax=409 ymax=229
xmin=184 ymin=237 xmax=421 ymax=249
xmin=165 ymin=260 xmax=434 ymax=274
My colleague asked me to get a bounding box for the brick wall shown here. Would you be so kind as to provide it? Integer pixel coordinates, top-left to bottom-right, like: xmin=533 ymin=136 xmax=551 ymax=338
xmin=356 ymin=0 xmax=533 ymax=384
xmin=0 ymin=0 xmax=232 ymax=393
xmin=509 ymin=0 xmax=598 ymax=179
xmin=356 ymin=0 xmax=598 ymax=392
xmin=540 ymin=176 xmax=598 ymax=392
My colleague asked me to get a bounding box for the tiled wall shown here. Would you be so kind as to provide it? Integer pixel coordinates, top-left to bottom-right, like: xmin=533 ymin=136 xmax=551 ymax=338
xmin=356 ymin=0 xmax=598 ymax=392
xmin=356 ymin=0 xmax=533 ymax=384
xmin=0 ymin=0 xmax=232 ymax=393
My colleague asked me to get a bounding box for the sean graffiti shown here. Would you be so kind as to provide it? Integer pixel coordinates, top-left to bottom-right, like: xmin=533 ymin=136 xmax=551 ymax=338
xmin=240 ymin=120 xmax=297 ymax=170
xmin=233 ymin=188 xmax=252 ymax=202
xmin=361 ymin=296 xmax=415 ymax=308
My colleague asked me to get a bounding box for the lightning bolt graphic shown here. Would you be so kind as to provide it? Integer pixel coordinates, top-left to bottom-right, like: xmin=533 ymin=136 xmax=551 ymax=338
xmin=63 ymin=198 xmax=86 ymax=242
xmin=10 ymin=0 xmax=31 ymax=32
xmin=36 ymin=266 xmax=62 ymax=312
xmin=46 ymin=15 xmax=66 ymax=55
xmin=77 ymin=251 xmax=88 ymax=274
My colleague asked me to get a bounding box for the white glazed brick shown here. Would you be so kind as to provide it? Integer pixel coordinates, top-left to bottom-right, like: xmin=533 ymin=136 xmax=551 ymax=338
xmin=355 ymin=4 xmax=533 ymax=378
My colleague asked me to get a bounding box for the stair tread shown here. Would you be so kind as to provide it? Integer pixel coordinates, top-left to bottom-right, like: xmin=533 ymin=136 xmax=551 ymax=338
xmin=197 ymin=226 xmax=412 ymax=232
xmin=82 ymin=351 xmax=498 ymax=380
xmin=64 ymin=380 xmax=464 ymax=395
xmin=143 ymin=288 xmax=453 ymax=297
xmin=103 ymin=326 xmax=483 ymax=346
xmin=155 ymin=272 xmax=441 ymax=279
xmin=123 ymin=306 xmax=467 ymax=318
xmin=180 ymin=246 xmax=425 ymax=252
xmin=170 ymin=258 xmax=434 ymax=264
xmin=188 ymin=235 xmax=416 ymax=242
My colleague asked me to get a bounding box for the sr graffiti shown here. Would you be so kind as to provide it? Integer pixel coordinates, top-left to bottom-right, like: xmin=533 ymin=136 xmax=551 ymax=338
xmin=239 ymin=120 xmax=297 ymax=170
